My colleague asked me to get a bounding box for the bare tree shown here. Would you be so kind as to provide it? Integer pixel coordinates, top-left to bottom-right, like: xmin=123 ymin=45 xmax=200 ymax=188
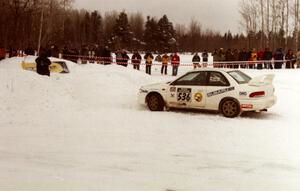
xmin=285 ymin=0 xmax=289 ymax=48
xmin=267 ymin=0 xmax=270 ymax=47
xmin=260 ymin=0 xmax=265 ymax=49
xmin=295 ymin=0 xmax=299 ymax=51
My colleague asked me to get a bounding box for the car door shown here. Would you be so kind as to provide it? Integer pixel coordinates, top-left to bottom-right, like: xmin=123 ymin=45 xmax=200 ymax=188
xmin=205 ymin=71 xmax=233 ymax=109
xmin=167 ymin=71 xmax=207 ymax=108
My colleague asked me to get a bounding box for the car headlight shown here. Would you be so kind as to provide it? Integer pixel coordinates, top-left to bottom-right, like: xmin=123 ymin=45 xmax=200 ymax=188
xmin=139 ymin=88 xmax=148 ymax=93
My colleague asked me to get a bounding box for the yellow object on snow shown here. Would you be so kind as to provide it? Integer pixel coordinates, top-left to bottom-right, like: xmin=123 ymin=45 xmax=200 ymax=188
xmin=21 ymin=61 xmax=67 ymax=73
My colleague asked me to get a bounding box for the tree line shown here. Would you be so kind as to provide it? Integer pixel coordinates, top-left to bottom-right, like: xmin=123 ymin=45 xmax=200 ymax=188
xmin=239 ymin=0 xmax=300 ymax=51
xmin=1 ymin=0 xmax=300 ymax=54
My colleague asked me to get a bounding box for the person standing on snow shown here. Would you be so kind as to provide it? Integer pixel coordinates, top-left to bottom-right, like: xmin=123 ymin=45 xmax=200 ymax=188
xmin=249 ymin=48 xmax=257 ymax=69
xmin=101 ymin=46 xmax=112 ymax=65
xmin=201 ymin=50 xmax=209 ymax=68
xmin=263 ymin=48 xmax=273 ymax=69
xmin=144 ymin=51 xmax=154 ymax=75
xmin=35 ymin=49 xmax=51 ymax=76
xmin=285 ymin=49 xmax=296 ymax=69
xmin=274 ymin=48 xmax=284 ymax=69
xmin=171 ymin=52 xmax=180 ymax=76
xmin=161 ymin=53 xmax=169 ymax=75
xmin=132 ymin=51 xmax=142 ymax=70
xmin=121 ymin=50 xmax=130 ymax=67
xmin=115 ymin=49 xmax=123 ymax=66
xmin=192 ymin=52 xmax=201 ymax=69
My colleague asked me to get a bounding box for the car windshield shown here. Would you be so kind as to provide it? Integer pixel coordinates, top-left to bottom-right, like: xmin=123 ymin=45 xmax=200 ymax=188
xmin=227 ymin=70 xmax=252 ymax=84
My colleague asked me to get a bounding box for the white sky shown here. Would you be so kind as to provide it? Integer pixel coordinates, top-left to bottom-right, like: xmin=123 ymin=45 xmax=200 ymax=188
xmin=74 ymin=0 xmax=242 ymax=34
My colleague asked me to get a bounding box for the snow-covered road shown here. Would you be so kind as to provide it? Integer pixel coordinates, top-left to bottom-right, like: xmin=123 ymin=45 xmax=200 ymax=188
xmin=0 ymin=56 xmax=300 ymax=191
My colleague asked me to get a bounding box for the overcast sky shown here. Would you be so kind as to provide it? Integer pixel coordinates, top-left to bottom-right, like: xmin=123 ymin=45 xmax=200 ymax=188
xmin=74 ymin=0 xmax=241 ymax=34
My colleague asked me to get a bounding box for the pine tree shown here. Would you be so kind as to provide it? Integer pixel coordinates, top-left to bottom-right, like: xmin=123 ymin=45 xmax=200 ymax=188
xmin=143 ymin=16 xmax=159 ymax=52
xmin=82 ymin=11 xmax=91 ymax=45
xmin=90 ymin=11 xmax=103 ymax=46
xmin=157 ymin=15 xmax=177 ymax=52
xmin=111 ymin=11 xmax=133 ymax=50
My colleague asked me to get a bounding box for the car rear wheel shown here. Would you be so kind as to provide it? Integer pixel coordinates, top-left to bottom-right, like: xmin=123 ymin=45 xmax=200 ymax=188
xmin=220 ymin=99 xmax=240 ymax=118
xmin=147 ymin=93 xmax=164 ymax=111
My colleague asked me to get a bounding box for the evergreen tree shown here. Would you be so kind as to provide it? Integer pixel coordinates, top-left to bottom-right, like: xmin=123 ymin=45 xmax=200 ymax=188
xmin=111 ymin=11 xmax=133 ymax=50
xmin=157 ymin=15 xmax=177 ymax=52
xmin=83 ymin=11 xmax=91 ymax=45
xmin=90 ymin=11 xmax=103 ymax=46
xmin=143 ymin=16 xmax=159 ymax=52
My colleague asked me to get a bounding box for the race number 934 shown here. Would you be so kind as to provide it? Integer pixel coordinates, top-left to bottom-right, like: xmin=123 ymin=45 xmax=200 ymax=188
xmin=177 ymin=88 xmax=191 ymax=102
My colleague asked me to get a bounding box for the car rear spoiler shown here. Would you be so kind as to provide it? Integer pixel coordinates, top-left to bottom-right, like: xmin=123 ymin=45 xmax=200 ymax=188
xmin=248 ymin=74 xmax=275 ymax=86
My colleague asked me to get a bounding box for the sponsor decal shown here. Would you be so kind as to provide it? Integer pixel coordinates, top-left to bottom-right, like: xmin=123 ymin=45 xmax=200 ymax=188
xmin=170 ymin=87 xmax=176 ymax=92
xmin=241 ymin=104 xmax=253 ymax=109
xmin=207 ymin=87 xmax=235 ymax=97
xmin=169 ymin=102 xmax=187 ymax=106
xmin=194 ymin=92 xmax=203 ymax=102
xmin=177 ymin=88 xmax=191 ymax=102
xmin=239 ymin=91 xmax=247 ymax=96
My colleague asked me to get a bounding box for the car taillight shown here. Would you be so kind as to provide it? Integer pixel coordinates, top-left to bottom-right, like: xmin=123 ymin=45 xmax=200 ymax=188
xmin=249 ymin=91 xmax=265 ymax=98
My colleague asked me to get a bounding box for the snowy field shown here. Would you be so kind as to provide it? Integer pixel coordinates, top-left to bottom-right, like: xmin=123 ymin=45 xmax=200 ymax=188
xmin=1 ymin=55 xmax=300 ymax=191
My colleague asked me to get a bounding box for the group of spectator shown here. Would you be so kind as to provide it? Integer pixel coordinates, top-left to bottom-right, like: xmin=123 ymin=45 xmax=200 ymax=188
xmin=2 ymin=44 xmax=300 ymax=74
xmin=114 ymin=50 xmax=181 ymax=76
xmin=209 ymin=47 xmax=299 ymax=69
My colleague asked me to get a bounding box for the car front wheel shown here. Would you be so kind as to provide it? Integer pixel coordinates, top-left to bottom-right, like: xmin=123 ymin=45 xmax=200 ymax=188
xmin=220 ymin=99 xmax=240 ymax=118
xmin=147 ymin=93 xmax=164 ymax=111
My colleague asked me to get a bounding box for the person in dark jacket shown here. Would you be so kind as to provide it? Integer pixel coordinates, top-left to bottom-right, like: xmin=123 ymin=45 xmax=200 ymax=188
xmin=121 ymin=50 xmax=130 ymax=67
xmin=212 ymin=49 xmax=219 ymax=68
xmin=232 ymin=49 xmax=239 ymax=69
xmin=192 ymin=52 xmax=201 ymax=69
xmin=35 ymin=50 xmax=51 ymax=76
xmin=144 ymin=51 xmax=154 ymax=75
xmin=274 ymin=48 xmax=284 ymax=69
xmin=24 ymin=46 xmax=35 ymax=56
xmin=238 ymin=48 xmax=249 ymax=68
xmin=102 ymin=46 xmax=112 ymax=65
xmin=201 ymin=50 xmax=209 ymax=68
xmin=50 ymin=45 xmax=60 ymax=58
xmin=263 ymin=48 xmax=273 ymax=69
xmin=132 ymin=51 xmax=142 ymax=70
xmin=225 ymin=49 xmax=233 ymax=68
xmin=285 ymin=49 xmax=296 ymax=69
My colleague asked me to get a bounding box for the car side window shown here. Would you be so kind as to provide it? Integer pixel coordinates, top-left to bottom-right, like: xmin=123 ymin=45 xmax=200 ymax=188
xmin=208 ymin=72 xmax=230 ymax=86
xmin=171 ymin=72 xmax=207 ymax=86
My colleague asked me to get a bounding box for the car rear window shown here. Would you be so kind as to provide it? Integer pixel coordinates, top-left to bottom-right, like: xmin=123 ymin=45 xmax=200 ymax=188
xmin=227 ymin=70 xmax=252 ymax=84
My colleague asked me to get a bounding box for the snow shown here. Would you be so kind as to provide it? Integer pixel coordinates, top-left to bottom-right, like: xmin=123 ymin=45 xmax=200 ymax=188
xmin=0 ymin=55 xmax=300 ymax=191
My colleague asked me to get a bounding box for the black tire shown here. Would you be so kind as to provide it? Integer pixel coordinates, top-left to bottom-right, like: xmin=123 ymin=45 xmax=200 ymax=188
xmin=220 ymin=99 xmax=240 ymax=118
xmin=147 ymin=93 xmax=164 ymax=111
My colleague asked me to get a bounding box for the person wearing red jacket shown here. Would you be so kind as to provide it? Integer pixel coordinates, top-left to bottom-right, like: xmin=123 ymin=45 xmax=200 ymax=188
xmin=171 ymin=52 xmax=180 ymax=76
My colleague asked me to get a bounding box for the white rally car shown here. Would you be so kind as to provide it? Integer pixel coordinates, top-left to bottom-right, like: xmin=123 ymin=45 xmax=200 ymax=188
xmin=138 ymin=68 xmax=277 ymax=118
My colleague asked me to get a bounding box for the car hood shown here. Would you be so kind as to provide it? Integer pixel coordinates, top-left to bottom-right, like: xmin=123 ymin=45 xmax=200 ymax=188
xmin=140 ymin=82 xmax=169 ymax=90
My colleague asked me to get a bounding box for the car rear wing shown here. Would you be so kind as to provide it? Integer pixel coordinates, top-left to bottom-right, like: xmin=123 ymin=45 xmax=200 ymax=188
xmin=248 ymin=74 xmax=275 ymax=86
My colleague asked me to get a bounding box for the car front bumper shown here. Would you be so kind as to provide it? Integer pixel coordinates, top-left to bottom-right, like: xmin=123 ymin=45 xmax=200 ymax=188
xmin=138 ymin=92 xmax=148 ymax=105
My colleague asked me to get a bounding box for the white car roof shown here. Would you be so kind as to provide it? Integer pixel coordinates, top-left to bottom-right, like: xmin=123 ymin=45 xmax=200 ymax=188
xmin=188 ymin=68 xmax=236 ymax=73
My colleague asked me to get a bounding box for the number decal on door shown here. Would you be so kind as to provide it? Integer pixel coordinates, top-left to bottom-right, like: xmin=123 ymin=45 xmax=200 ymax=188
xmin=177 ymin=88 xmax=191 ymax=102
